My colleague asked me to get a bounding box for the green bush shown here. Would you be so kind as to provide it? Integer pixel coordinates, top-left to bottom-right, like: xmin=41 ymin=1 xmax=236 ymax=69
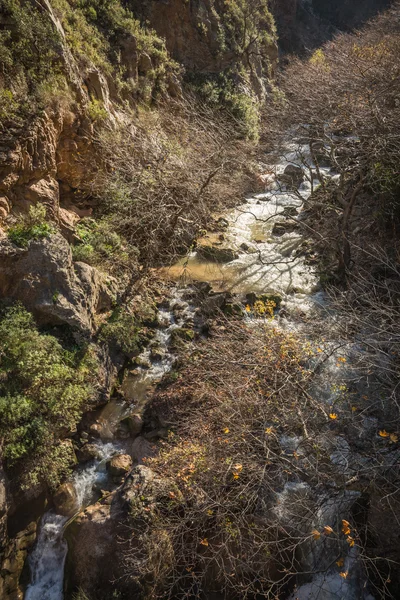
xmin=100 ymin=306 xmax=156 ymax=356
xmin=0 ymin=304 xmax=97 ymax=489
xmin=8 ymin=204 xmax=53 ymax=248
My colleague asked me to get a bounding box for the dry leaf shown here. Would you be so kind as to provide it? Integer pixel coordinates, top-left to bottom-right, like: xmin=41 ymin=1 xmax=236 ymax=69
xmin=323 ymin=525 xmax=334 ymax=535
xmin=379 ymin=430 xmax=390 ymax=438
xmin=336 ymin=558 xmax=344 ymax=567
xmin=312 ymin=529 xmax=321 ymax=540
xmin=200 ymin=538 xmax=209 ymax=546
xmin=339 ymin=571 xmax=348 ymax=579
xmin=329 ymin=413 xmax=338 ymax=420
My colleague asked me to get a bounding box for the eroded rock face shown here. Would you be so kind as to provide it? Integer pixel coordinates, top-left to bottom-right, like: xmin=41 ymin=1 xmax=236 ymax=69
xmin=0 ymin=522 xmax=37 ymax=600
xmin=0 ymin=234 xmax=117 ymax=333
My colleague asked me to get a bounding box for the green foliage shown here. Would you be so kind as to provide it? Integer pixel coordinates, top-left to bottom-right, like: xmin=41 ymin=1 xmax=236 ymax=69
xmin=0 ymin=0 xmax=63 ymax=125
xmin=87 ymin=99 xmax=108 ymax=122
xmin=8 ymin=204 xmax=53 ymax=248
xmin=101 ymin=304 xmax=157 ymax=356
xmin=0 ymin=305 xmax=97 ymax=489
xmin=186 ymin=71 xmax=259 ymax=139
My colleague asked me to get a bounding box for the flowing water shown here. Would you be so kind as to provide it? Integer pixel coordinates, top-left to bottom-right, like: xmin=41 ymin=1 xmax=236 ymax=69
xmin=25 ymin=135 xmax=374 ymax=599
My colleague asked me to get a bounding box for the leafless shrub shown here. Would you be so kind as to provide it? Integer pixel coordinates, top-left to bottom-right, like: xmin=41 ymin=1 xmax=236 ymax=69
xmin=90 ymin=96 xmax=258 ymax=269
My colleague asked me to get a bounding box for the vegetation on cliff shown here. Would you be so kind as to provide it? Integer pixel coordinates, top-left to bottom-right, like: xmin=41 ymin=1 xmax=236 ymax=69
xmin=0 ymin=304 xmax=97 ymax=489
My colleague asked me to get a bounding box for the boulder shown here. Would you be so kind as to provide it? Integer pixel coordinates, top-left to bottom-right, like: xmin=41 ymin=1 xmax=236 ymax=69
xmin=123 ymin=413 xmax=143 ymax=438
xmin=0 ymin=234 xmax=117 ymax=332
xmin=196 ymin=243 xmax=238 ymax=263
xmin=280 ymin=164 xmax=304 ymax=189
xmin=107 ymin=454 xmax=132 ymax=478
xmin=272 ymin=221 xmax=300 ymax=236
xmin=53 ymin=482 xmax=79 ymax=517
xmin=76 ymin=443 xmax=101 ymax=463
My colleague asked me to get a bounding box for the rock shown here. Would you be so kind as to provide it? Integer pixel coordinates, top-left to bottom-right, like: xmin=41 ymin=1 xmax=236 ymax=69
xmin=76 ymin=443 xmax=101 ymax=463
xmin=53 ymin=482 xmax=79 ymax=517
xmin=0 ymin=234 xmax=117 ymax=333
xmin=0 ymin=522 xmax=37 ymax=600
xmin=272 ymin=221 xmax=300 ymax=236
xmin=197 ymin=243 xmax=238 ymax=263
xmin=89 ymin=423 xmax=102 ymax=438
xmin=280 ymin=164 xmax=304 ymax=189
xmin=123 ymin=413 xmax=143 ymax=438
xmin=115 ymin=421 xmax=130 ymax=440
xmin=282 ymin=206 xmax=299 ymax=217
xmin=201 ymin=292 xmax=228 ymax=315
xmin=240 ymin=242 xmax=250 ymax=251
xmin=107 ymin=454 xmax=132 ymax=478
xmin=216 ymin=217 xmax=229 ymax=230
xmin=170 ymin=327 xmax=195 ymax=347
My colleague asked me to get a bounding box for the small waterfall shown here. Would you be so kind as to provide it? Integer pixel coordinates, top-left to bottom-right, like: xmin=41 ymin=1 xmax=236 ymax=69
xmin=24 ymin=442 xmax=119 ymax=600
xmin=24 ymin=513 xmax=68 ymax=600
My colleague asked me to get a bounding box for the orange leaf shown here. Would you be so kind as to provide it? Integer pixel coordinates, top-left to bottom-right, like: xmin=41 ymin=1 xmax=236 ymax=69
xmin=336 ymin=558 xmax=344 ymax=567
xmin=339 ymin=571 xmax=348 ymax=579
xmin=312 ymin=529 xmax=321 ymax=540
xmin=379 ymin=430 xmax=390 ymax=437
xmin=342 ymin=520 xmax=351 ymax=535
xmin=329 ymin=413 xmax=338 ymax=420
xmin=323 ymin=525 xmax=334 ymax=535
xmin=346 ymin=536 xmax=355 ymax=547
xmin=200 ymin=538 xmax=209 ymax=546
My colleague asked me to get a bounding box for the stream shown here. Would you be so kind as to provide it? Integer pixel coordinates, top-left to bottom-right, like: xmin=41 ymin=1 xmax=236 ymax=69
xmin=24 ymin=135 xmax=375 ymax=599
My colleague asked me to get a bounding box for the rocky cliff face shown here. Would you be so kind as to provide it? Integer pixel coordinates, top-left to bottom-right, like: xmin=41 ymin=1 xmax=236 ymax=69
xmin=271 ymin=0 xmax=392 ymax=53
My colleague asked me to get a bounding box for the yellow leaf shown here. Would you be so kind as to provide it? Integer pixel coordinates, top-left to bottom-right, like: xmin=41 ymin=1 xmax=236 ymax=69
xmin=233 ymin=463 xmax=243 ymax=472
xmin=336 ymin=558 xmax=344 ymax=567
xmin=312 ymin=529 xmax=321 ymax=540
xmin=346 ymin=536 xmax=355 ymax=547
xmin=265 ymin=427 xmax=274 ymax=435
xmin=390 ymin=433 xmax=398 ymax=443
xmin=223 ymin=428 xmax=230 ymax=434
xmin=207 ymin=509 xmax=214 ymax=516
xmin=351 ymin=406 xmax=357 ymax=412
xmin=379 ymin=430 xmax=390 ymax=438
xmin=232 ymin=473 xmax=239 ymax=480
xmin=329 ymin=413 xmax=338 ymax=420
xmin=323 ymin=525 xmax=334 ymax=535
xmin=339 ymin=571 xmax=348 ymax=579
xmin=245 ymin=304 xmax=251 ymax=312
xmin=317 ymin=348 xmax=323 ymax=353
xmin=200 ymin=538 xmax=209 ymax=546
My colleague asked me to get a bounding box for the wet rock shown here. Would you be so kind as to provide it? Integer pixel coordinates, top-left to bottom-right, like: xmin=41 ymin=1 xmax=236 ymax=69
xmin=282 ymin=206 xmax=299 ymax=217
xmin=76 ymin=443 xmax=101 ymax=463
xmin=170 ymin=327 xmax=195 ymax=347
xmin=107 ymin=454 xmax=132 ymax=478
xmin=123 ymin=413 xmax=143 ymax=438
xmin=216 ymin=217 xmax=229 ymax=230
xmin=150 ymin=345 xmax=165 ymax=361
xmin=196 ymin=243 xmax=238 ymax=263
xmin=115 ymin=421 xmax=131 ymax=440
xmin=280 ymin=164 xmax=304 ymax=189
xmin=272 ymin=221 xmax=300 ymax=236
xmin=201 ymin=292 xmax=229 ymax=316
xmin=53 ymin=482 xmax=79 ymax=517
